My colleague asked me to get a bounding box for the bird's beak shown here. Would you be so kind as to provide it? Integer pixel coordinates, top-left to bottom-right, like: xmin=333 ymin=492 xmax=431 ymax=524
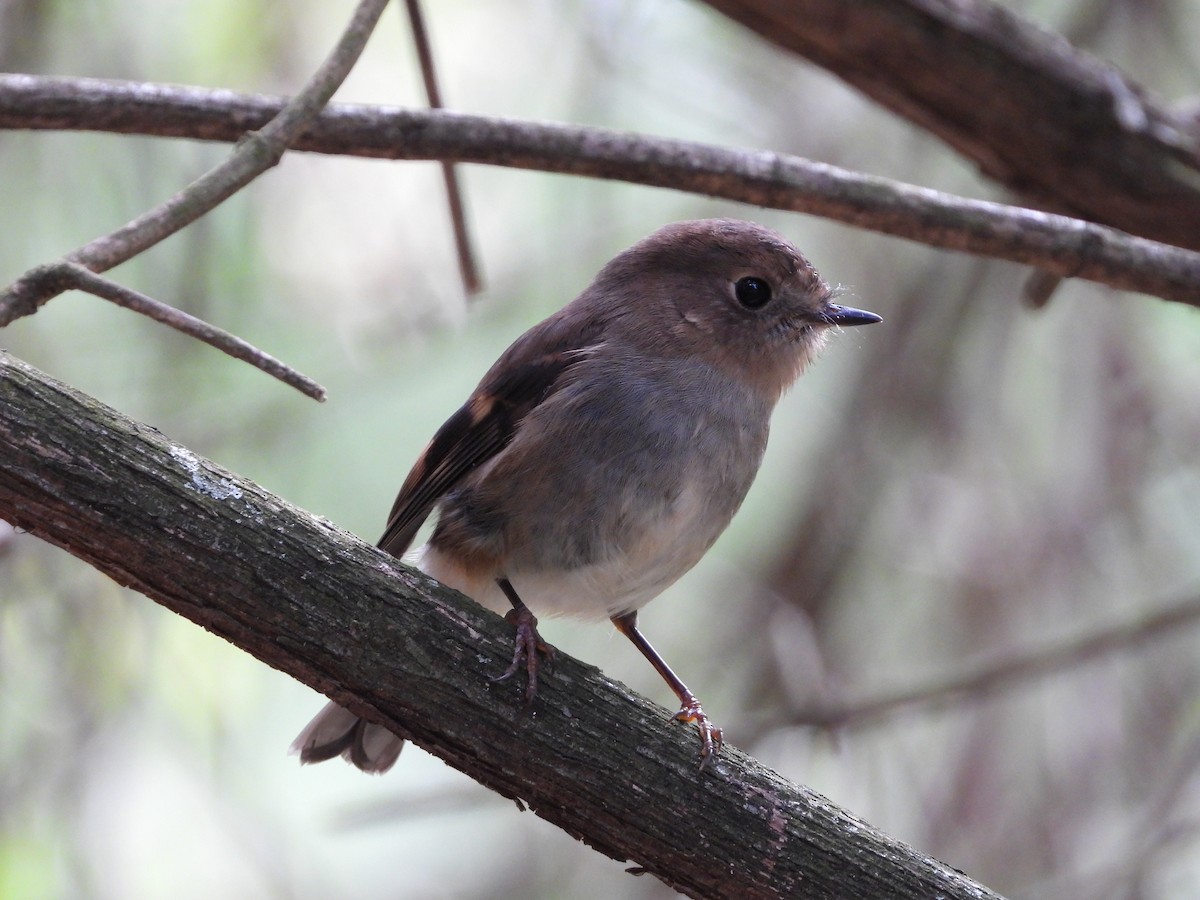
xmin=823 ymin=304 xmax=882 ymax=326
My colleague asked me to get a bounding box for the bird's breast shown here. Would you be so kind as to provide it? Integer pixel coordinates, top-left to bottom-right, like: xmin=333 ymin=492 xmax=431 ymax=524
xmin=424 ymin=358 xmax=772 ymax=618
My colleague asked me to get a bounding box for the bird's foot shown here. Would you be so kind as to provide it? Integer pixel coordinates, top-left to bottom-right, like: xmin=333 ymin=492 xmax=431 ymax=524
xmin=491 ymin=604 xmax=555 ymax=707
xmin=673 ymin=696 xmax=724 ymax=769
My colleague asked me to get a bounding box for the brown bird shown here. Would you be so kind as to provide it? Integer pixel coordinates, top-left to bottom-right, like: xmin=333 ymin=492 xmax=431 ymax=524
xmin=291 ymin=218 xmax=881 ymax=772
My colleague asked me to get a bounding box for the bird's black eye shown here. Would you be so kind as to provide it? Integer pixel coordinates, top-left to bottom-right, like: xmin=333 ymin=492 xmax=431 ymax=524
xmin=734 ymin=276 xmax=773 ymax=309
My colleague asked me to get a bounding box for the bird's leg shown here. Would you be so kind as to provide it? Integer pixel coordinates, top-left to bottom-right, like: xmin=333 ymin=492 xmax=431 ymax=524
xmin=491 ymin=577 xmax=555 ymax=707
xmin=611 ymin=611 xmax=723 ymax=767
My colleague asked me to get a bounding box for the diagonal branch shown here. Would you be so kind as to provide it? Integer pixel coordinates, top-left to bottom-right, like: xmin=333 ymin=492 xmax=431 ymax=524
xmin=3 ymin=0 xmax=390 ymax=311
xmin=700 ymin=0 xmax=1200 ymax=250
xmin=786 ymin=593 xmax=1200 ymax=729
xmin=0 ymin=0 xmax=392 ymax=399
xmin=0 ymin=349 xmax=1004 ymax=900
xmin=2 ymin=75 xmax=1199 ymax=307
xmin=15 ymin=263 xmax=326 ymax=401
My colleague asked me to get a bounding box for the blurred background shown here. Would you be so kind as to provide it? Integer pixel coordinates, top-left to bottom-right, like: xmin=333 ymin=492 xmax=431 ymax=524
xmin=3 ymin=0 xmax=1200 ymax=897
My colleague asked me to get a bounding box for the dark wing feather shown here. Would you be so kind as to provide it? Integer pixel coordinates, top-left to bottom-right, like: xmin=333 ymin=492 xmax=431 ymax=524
xmin=376 ymin=346 xmax=591 ymax=557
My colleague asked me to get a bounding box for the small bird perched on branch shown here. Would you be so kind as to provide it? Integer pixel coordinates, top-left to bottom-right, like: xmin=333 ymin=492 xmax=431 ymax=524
xmin=292 ymin=218 xmax=880 ymax=772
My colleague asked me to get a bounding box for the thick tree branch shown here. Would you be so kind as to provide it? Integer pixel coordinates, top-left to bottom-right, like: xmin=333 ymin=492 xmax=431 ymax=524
xmin=2 ymin=75 xmax=1199 ymax=308
xmin=701 ymin=0 xmax=1200 ymax=250
xmin=0 ymin=350 xmax=1002 ymax=900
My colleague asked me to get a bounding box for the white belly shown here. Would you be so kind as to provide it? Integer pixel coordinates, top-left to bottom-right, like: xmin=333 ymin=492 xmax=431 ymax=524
xmin=415 ymin=482 xmax=715 ymax=620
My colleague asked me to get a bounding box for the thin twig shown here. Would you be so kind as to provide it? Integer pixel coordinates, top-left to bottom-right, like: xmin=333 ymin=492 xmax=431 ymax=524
xmin=786 ymin=593 xmax=1200 ymax=729
xmin=2 ymin=75 xmax=1199 ymax=307
xmin=0 ymin=0 xmax=391 ymax=399
xmin=50 ymin=264 xmax=326 ymax=400
xmin=403 ymin=0 xmax=481 ymax=295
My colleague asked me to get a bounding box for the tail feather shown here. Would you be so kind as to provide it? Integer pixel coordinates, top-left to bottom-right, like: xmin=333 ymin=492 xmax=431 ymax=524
xmin=290 ymin=700 xmax=405 ymax=774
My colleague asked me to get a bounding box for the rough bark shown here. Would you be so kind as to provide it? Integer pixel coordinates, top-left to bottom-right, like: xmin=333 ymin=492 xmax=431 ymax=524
xmin=701 ymin=0 xmax=1200 ymax=249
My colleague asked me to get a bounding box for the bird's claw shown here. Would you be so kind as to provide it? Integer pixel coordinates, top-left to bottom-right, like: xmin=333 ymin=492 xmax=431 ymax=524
xmin=491 ymin=605 xmax=555 ymax=707
xmin=673 ymin=697 xmax=723 ymax=768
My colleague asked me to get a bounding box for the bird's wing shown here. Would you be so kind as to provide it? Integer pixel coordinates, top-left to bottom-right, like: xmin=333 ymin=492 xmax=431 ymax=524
xmin=376 ymin=323 xmax=599 ymax=558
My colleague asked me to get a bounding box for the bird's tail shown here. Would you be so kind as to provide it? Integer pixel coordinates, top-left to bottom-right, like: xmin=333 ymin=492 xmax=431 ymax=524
xmin=289 ymin=700 xmax=405 ymax=774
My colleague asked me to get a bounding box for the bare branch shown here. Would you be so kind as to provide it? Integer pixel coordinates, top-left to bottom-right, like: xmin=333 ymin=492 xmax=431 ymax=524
xmin=2 ymin=75 xmax=1199 ymax=307
xmin=12 ymin=263 xmax=326 ymax=400
xmin=787 ymin=594 xmax=1200 ymax=729
xmin=701 ymin=0 xmax=1200 ymax=250
xmin=1 ymin=0 xmax=390 ymax=317
xmin=0 ymin=0 xmax=389 ymax=402
xmin=0 ymin=349 xmax=1005 ymax=900
xmin=403 ymin=0 xmax=481 ymax=296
